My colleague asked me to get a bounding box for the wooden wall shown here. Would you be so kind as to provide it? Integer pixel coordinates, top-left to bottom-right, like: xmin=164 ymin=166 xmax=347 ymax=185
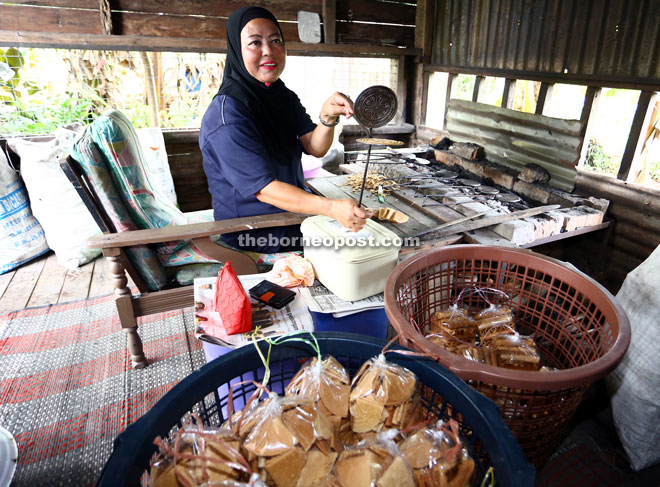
xmin=0 ymin=0 xmax=420 ymax=55
xmin=163 ymin=130 xmax=210 ymax=213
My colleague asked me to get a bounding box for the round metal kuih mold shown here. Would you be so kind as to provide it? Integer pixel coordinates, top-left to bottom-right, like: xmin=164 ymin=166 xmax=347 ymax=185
xmin=353 ymin=85 xmax=398 ymax=128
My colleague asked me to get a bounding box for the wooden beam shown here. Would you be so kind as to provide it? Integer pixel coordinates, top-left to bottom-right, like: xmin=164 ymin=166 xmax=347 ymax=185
xmin=501 ymin=78 xmax=515 ymax=109
xmin=617 ymin=90 xmax=654 ymax=180
xmin=415 ymin=0 xmax=435 ymax=64
xmin=535 ymin=82 xmax=554 ymax=115
xmin=322 ymin=0 xmax=336 ymax=44
xmin=0 ymin=30 xmax=421 ymax=56
xmin=424 ymin=64 xmax=660 ymax=92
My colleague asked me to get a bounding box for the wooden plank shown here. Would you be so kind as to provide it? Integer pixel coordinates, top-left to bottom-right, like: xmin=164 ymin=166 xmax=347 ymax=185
xmin=27 ymin=252 xmax=66 ymax=307
xmin=0 ymin=1 xmax=96 ymax=7
xmin=88 ymin=212 xmax=309 ymax=248
xmin=0 ymin=269 xmax=14 ymax=302
xmin=58 ymin=259 xmax=94 ymax=303
xmin=0 ymin=29 xmax=420 ymax=56
xmin=0 ymin=5 xmax=102 ymax=34
xmin=423 ymin=63 xmax=660 ymax=92
xmin=116 ymin=12 xmax=301 ymax=42
xmin=133 ymin=285 xmax=193 ymax=316
xmin=411 ymin=204 xmax=561 ymax=240
xmin=617 ymin=90 xmax=654 ymax=180
xmin=305 ymin=177 xmax=404 ymax=236
xmin=307 ymin=175 xmax=441 ymax=239
xmin=0 ymin=256 xmax=46 ymax=314
xmin=322 ymin=0 xmax=336 ymax=44
xmin=336 ymin=0 xmax=416 ymax=25
xmin=88 ymin=255 xmax=113 ymax=298
xmin=113 ymin=0 xmax=322 ymax=19
xmin=336 ymin=22 xmax=414 ymax=48
xmin=415 ymin=0 xmax=435 ymax=63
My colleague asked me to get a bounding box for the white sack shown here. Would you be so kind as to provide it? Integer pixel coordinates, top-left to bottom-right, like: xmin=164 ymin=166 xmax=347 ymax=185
xmin=606 ymin=244 xmax=660 ymax=471
xmin=8 ymin=125 xmax=102 ymax=269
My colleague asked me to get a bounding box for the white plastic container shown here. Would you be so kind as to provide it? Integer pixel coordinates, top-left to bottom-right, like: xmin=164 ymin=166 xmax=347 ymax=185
xmin=301 ymin=215 xmax=401 ymax=301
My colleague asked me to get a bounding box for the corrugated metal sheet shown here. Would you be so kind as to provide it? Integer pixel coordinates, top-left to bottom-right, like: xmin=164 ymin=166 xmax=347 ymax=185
xmin=432 ymin=0 xmax=660 ymax=86
xmin=574 ymin=171 xmax=660 ymax=290
xmin=446 ymin=99 xmax=581 ymax=191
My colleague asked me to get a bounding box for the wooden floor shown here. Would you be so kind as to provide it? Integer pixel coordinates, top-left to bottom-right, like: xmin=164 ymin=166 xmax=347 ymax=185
xmin=0 ymin=251 xmax=134 ymax=316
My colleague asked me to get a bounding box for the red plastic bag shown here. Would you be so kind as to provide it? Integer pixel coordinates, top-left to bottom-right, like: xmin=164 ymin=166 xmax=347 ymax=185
xmin=214 ymin=261 xmax=252 ymax=336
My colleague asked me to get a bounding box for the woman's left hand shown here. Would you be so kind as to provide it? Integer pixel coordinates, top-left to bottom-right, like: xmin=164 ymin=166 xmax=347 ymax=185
xmin=320 ymin=92 xmax=354 ymax=125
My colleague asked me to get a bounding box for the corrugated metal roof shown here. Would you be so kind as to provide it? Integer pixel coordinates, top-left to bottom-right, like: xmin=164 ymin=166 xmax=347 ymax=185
xmin=446 ymin=99 xmax=582 ymax=191
xmin=431 ymin=0 xmax=660 ymax=86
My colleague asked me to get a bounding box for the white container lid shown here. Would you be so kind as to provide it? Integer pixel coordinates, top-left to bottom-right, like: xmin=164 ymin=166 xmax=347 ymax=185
xmin=301 ymin=215 xmax=401 ymax=263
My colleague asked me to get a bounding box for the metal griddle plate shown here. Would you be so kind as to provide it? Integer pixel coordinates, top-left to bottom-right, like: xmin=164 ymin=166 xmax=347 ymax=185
xmin=353 ymin=86 xmax=398 ymax=207
xmin=354 ymin=85 xmax=398 ymax=129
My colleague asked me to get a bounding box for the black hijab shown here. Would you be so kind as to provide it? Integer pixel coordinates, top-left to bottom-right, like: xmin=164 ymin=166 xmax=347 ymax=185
xmin=218 ymin=6 xmax=300 ymax=166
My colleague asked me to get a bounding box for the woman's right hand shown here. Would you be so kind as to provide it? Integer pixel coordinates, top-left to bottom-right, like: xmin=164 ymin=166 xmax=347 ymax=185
xmin=330 ymin=199 xmax=373 ymax=232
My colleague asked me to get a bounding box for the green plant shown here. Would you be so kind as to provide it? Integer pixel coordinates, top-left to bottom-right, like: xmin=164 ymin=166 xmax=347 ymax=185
xmin=649 ymin=159 xmax=660 ymax=183
xmin=584 ymin=138 xmax=619 ymax=175
xmin=0 ymin=48 xmax=42 ymax=119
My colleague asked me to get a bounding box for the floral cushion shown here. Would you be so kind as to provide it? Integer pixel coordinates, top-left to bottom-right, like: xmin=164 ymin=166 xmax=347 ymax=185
xmin=69 ymin=129 xmax=167 ymax=291
xmin=89 ymin=110 xmax=187 ymax=255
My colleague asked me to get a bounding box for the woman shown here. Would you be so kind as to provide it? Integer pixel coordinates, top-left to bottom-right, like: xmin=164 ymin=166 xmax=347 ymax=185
xmin=200 ymin=6 xmax=371 ymax=253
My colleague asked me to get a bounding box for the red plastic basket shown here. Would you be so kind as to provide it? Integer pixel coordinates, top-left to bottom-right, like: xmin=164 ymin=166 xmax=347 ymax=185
xmin=384 ymin=245 xmax=630 ymax=467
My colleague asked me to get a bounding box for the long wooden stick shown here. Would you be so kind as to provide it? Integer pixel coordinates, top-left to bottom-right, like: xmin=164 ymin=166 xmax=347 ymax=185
xmin=411 ymin=204 xmax=561 ymax=240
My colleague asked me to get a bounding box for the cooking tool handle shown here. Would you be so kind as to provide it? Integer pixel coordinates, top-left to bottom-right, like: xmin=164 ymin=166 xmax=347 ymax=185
xmin=357 ymin=130 xmax=373 ymax=207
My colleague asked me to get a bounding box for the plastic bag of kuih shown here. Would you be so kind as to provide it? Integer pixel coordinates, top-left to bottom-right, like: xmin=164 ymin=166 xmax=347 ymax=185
xmin=285 ymin=355 xmax=350 ymax=426
xmin=150 ymin=420 xmax=250 ymax=487
xmin=480 ymin=332 xmax=541 ymax=371
xmin=347 ymin=354 xmax=424 ymax=444
xmin=333 ymin=429 xmax=416 ymax=487
xmin=400 ymin=419 xmax=475 ymax=487
xmin=428 ymin=305 xmax=477 ymax=344
xmin=225 ymin=390 xmax=341 ymax=487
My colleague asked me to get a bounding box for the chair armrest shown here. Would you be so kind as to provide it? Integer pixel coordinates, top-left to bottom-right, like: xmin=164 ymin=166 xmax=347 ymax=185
xmin=86 ymin=212 xmax=308 ymax=249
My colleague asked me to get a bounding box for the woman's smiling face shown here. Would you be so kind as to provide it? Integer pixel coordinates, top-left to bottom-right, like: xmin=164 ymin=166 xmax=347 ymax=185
xmin=240 ymin=17 xmax=286 ymax=84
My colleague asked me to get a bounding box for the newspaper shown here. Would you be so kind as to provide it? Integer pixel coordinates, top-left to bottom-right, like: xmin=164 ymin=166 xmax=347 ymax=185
xmin=298 ymin=280 xmax=384 ymax=317
xmin=193 ymin=275 xmax=313 ymax=349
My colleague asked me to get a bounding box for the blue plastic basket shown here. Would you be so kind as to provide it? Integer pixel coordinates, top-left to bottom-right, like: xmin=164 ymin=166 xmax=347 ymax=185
xmin=96 ymin=332 xmax=535 ymax=486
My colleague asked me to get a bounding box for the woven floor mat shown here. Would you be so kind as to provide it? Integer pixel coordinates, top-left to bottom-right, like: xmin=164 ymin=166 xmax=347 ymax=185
xmin=0 ymin=294 xmax=205 ymax=486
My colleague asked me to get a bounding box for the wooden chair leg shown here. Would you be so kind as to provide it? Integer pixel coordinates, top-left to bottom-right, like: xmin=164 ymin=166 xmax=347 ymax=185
xmin=107 ymin=252 xmax=148 ymax=369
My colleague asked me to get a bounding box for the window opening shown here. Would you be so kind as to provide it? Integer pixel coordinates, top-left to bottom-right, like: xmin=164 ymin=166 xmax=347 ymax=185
xmin=476 ymin=76 xmax=505 ymax=106
xmin=0 ymin=47 xmax=398 ymax=136
xmin=580 ymin=88 xmax=641 ymax=178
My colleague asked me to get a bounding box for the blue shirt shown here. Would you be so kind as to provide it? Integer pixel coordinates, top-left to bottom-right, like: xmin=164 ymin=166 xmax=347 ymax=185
xmin=199 ymin=94 xmax=316 ymax=252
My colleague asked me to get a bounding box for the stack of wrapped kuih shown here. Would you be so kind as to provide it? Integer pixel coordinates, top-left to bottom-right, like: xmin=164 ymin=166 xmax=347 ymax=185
xmin=427 ymin=302 xmax=541 ymax=371
xmin=150 ymin=354 xmax=476 ymax=487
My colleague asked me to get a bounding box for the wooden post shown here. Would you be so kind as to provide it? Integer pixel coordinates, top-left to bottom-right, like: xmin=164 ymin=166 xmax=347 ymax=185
xmin=415 ymin=0 xmax=435 ymax=64
xmin=535 ymin=82 xmax=554 ymax=115
xmin=577 ymin=86 xmax=601 ymax=168
xmin=140 ymin=52 xmax=160 ymax=127
xmin=502 ymin=78 xmax=515 ymax=109
xmin=472 ymin=75 xmax=484 ymax=102
xmin=443 ymin=73 xmax=456 ymax=129
xmin=396 ymin=55 xmax=407 ymax=124
xmin=106 ymin=249 xmax=147 ymax=369
xmin=322 ymin=0 xmax=336 ymax=44
xmin=617 ymin=91 xmax=654 ymax=180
